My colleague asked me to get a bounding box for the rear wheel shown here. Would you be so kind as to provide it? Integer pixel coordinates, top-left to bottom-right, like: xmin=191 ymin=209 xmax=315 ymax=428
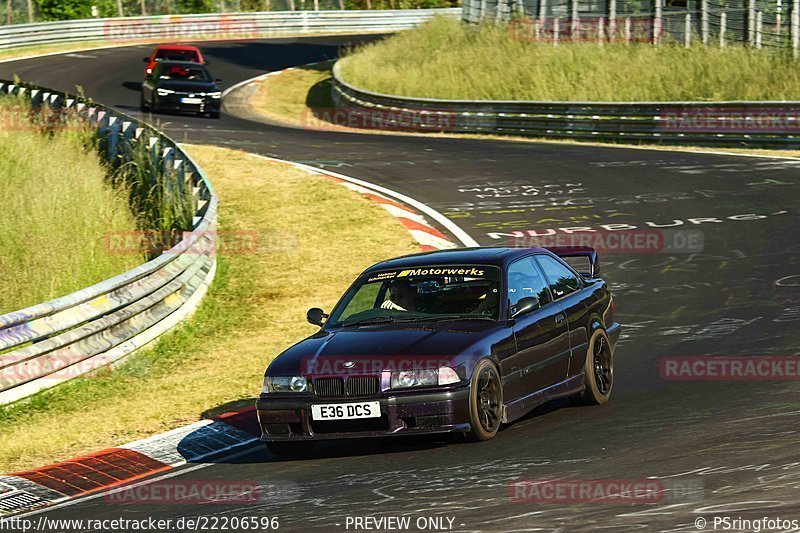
xmin=465 ymin=359 xmax=503 ymax=442
xmin=572 ymin=329 xmax=613 ymax=405
xmin=266 ymin=441 xmax=316 ymax=458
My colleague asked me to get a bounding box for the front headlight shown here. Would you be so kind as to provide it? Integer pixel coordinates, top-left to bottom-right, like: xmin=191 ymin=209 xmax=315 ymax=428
xmin=156 ymin=88 xmax=174 ymax=96
xmin=207 ymin=91 xmax=222 ymax=99
xmin=390 ymin=367 xmax=461 ymax=389
xmin=262 ymin=376 xmax=307 ymax=394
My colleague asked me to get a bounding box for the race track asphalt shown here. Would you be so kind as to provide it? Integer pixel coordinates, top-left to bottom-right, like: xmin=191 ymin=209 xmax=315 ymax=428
xmin=2 ymin=37 xmax=800 ymax=531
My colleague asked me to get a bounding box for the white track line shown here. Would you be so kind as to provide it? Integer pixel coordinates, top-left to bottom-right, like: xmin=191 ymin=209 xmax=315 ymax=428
xmin=247 ymin=152 xmax=480 ymax=248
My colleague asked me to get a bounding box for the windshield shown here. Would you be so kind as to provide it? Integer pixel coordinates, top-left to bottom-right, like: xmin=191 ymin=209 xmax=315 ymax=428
xmin=158 ymin=65 xmax=211 ymax=82
xmin=327 ymin=265 xmax=501 ymax=326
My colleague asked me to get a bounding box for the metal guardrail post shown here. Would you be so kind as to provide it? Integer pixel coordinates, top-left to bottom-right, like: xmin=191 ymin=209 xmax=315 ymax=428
xmin=653 ymin=0 xmax=662 ymax=45
xmin=720 ymin=11 xmax=727 ymax=48
xmin=608 ymin=0 xmax=616 ymax=39
xmin=793 ymin=0 xmax=800 ymax=58
xmin=685 ymin=13 xmax=692 ymax=47
xmin=701 ymin=0 xmax=709 ymax=44
xmin=747 ymin=0 xmax=756 ymax=45
xmin=756 ymin=10 xmax=763 ymax=48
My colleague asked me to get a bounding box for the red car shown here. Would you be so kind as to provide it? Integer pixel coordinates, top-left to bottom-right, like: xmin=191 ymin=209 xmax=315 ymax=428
xmin=142 ymin=45 xmax=207 ymax=77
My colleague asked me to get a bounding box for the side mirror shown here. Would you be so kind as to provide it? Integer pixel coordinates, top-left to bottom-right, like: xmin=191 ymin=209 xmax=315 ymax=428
xmin=204 ymin=60 xmax=210 ymax=65
xmin=142 ymin=57 xmax=150 ymax=63
xmin=510 ymin=297 xmax=540 ymax=319
xmin=307 ymin=307 xmax=328 ymax=326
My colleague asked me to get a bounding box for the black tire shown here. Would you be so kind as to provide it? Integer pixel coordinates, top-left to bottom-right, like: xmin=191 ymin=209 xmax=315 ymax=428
xmin=140 ymin=93 xmax=149 ymax=112
xmin=210 ymin=111 xmax=220 ymax=119
xmin=572 ymin=329 xmax=614 ymax=405
xmin=465 ymin=359 xmax=503 ymax=442
xmin=266 ymin=441 xmax=316 ymax=458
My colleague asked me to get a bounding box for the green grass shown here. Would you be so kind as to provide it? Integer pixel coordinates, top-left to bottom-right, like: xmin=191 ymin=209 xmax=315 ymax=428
xmin=338 ymin=16 xmax=800 ymax=101
xmin=0 ymin=145 xmax=418 ymax=473
xmin=0 ymin=98 xmax=142 ymax=314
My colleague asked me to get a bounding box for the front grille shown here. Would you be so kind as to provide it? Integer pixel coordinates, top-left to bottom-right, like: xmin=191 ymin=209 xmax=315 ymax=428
xmin=313 ymin=376 xmax=380 ymax=398
xmin=346 ymin=377 xmax=380 ymax=397
xmin=313 ymin=377 xmax=344 ymax=397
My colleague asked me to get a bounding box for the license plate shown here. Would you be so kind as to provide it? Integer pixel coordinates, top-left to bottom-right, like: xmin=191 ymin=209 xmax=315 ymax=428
xmin=311 ymin=401 xmax=380 ymax=421
xmin=180 ymin=97 xmax=203 ymax=104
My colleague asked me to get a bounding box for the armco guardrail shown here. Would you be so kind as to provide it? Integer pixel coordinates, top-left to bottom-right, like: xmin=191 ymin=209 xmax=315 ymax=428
xmin=331 ymin=62 xmax=800 ymax=148
xmin=0 ymin=9 xmax=459 ymax=50
xmin=0 ymin=81 xmax=217 ymax=405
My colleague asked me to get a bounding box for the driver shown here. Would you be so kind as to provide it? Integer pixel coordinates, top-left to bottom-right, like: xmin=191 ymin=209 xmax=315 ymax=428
xmin=381 ymin=280 xmax=417 ymax=312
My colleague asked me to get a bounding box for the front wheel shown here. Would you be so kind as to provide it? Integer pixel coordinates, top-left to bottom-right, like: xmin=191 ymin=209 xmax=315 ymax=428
xmin=266 ymin=441 xmax=316 ymax=458
xmin=465 ymin=359 xmax=503 ymax=442
xmin=140 ymin=93 xmax=149 ymax=112
xmin=572 ymin=329 xmax=614 ymax=405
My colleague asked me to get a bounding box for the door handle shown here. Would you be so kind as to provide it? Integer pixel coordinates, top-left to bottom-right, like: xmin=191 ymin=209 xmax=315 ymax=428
xmin=555 ymin=314 xmax=566 ymax=325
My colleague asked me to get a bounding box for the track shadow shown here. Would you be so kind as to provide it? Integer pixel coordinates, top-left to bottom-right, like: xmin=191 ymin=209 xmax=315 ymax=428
xmin=122 ymin=80 xmax=142 ymax=92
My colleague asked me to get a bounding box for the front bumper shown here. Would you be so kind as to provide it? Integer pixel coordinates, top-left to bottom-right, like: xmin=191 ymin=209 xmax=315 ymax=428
xmin=257 ymin=387 xmax=471 ymax=442
xmin=154 ymin=94 xmax=220 ymax=113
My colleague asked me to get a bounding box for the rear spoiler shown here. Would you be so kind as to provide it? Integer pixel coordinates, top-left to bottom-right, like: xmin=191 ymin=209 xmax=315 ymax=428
xmin=545 ymin=246 xmax=600 ymax=278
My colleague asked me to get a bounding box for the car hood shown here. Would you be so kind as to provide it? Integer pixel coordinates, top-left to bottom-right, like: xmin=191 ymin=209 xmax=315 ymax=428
xmin=267 ymin=322 xmax=505 ymax=377
xmin=157 ymin=81 xmax=218 ymax=93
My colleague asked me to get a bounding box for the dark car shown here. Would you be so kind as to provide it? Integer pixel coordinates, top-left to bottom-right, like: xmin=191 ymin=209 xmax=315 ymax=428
xmin=257 ymin=247 xmax=620 ymax=457
xmin=140 ymin=61 xmax=221 ymax=118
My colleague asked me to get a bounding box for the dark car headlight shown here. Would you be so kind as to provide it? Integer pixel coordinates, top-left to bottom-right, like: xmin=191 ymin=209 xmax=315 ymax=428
xmin=390 ymin=367 xmax=461 ymax=389
xmin=206 ymin=91 xmax=222 ymax=99
xmin=262 ymin=376 xmax=307 ymax=394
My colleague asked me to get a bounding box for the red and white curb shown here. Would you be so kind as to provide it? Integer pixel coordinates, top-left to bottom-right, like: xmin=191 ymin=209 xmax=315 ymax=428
xmin=0 ymin=407 xmax=260 ymax=516
xmin=246 ymin=153 xmax=478 ymax=250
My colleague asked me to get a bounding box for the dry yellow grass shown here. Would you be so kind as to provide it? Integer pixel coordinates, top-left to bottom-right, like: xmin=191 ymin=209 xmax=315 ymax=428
xmin=0 ymin=144 xmax=417 ymax=473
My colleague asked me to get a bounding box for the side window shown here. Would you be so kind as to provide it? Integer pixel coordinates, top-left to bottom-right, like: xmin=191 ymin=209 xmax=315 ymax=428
xmin=507 ymin=257 xmax=551 ymax=308
xmin=535 ymin=255 xmax=581 ymax=299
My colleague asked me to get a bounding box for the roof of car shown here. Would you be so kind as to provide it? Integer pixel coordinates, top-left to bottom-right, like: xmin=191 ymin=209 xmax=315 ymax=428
xmin=364 ymin=247 xmax=552 ymax=273
xmin=155 ymin=44 xmax=201 ymax=51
